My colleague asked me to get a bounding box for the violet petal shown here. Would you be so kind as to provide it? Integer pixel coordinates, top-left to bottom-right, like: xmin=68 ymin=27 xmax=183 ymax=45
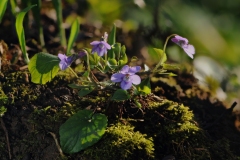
xmin=121 ymin=81 xmax=132 ymax=90
xmin=120 ymin=65 xmax=129 ymax=74
xmin=111 ymin=73 xmax=124 ymax=82
xmin=183 ymin=44 xmax=195 ymax=59
xmin=129 ymin=66 xmax=141 ymax=75
xmin=130 ymin=75 xmax=141 ymax=85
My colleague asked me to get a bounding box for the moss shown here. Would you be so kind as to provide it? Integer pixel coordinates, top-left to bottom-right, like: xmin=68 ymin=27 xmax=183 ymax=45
xmin=126 ymin=99 xmax=240 ymax=160
xmin=139 ymin=100 xmax=204 ymax=159
xmin=82 ymin=122 xmax=155 ymax=160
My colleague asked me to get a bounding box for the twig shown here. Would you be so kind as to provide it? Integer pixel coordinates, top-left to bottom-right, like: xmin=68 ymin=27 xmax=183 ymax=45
xmin=1 ymin=118 xmax=11 ymax=159
xmin=49 ymin=132 xmax=65 ymax=158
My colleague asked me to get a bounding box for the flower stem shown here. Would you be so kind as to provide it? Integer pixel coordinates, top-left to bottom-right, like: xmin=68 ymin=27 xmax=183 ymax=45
xmin=153 ymin=34 xmax=177 ymax=72
xmin=68 ymin=67 xmax=78 ymax=78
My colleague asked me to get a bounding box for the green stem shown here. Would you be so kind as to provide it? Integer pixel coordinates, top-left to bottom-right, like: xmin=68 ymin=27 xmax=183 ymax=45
xmin=152 ymin=34 xmax=177 ymax=72
xmin=84 ymin=50 xmax=91 ymax=75
xmin=68 ymin=67 xmax=78 ymax=78
xmin=82 ymin=49 xmax=93 ymax=82
xmin=104 ymin=52 xmax=107 ymax=62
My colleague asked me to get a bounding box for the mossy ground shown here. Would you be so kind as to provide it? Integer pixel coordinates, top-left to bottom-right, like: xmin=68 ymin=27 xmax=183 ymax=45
xmin=0 ymin=67 xmax=240 ymax=160
xmin=0 ymin=41 xmax=239 ymax=159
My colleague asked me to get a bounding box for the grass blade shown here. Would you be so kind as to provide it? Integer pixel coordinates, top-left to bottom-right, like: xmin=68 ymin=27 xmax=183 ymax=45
xmin=107 ymin=24 xmax=116 ymax=59
xmin=10 ymin=0 xmax=17 ymax=15
xmin=31 ymin=0 xmax=45 ymax=49
xmin=15 ymin=4 xmax=37 ymax=64
xmin=52 ymin=0 xmax=67 ymax=48
xmin=67 ymin=19 xmax=79 ymax=55
xmin=0 ymin=0 xmax=8 ymax=23
xmin=108 ymin=24 xmax=116 ymax=45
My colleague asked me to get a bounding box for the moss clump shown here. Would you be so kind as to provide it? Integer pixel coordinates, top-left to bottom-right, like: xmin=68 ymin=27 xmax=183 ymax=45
xmin=82 ymin=122 xmax=155 ymax=160
xmin=128 ymin=99 xmax=240 ymax=159
xmin=132 ymin=100 xmax=207 ymax=159
xmin=151 ymin=101 xmax=199 ymax=141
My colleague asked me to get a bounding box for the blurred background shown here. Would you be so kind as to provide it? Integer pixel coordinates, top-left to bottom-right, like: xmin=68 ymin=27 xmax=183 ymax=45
xmin=1 ymin=0 xmax=240 ymax=110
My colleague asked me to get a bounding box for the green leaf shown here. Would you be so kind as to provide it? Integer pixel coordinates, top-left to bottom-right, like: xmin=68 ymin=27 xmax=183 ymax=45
xmin=10 ymin=0 xmax=17 ymax=15
xmin=154 ymin=48 xmax=167 ymax=64
xmin=0 ymin=0 xmax=8 ymax=23
xmin=148 ymin=47 xmax=167 ymax=65
xmin=82 ymin=71 xmax=89 ymax=77
xmin=78 ymin=87 xmax=94 ymax=97
xmin=107 ymin=58 xmax=118 ymax=69
xmin=15 ymin=4 xmax=37 ymax=64
xmin=111 ymin=89 xmax=130 ymax=101
xmin=137 ymin=78 xmax=151 ymax=95
xmin=28 ymin=53 xmax=60 ymax=84
xmin=68 ymin=84 xmax=82 ymax=89
xmin=30 ymin=0 xmax=45 ymax=48
xmin=89 ymin=52 xmax=100 ymax=67
xmin=67 ymin=19 xmax=79 ymax=55
xmin=168 ymin=72 xmax=177 ymax=76
xmin=107 ymin=24 xmax=116 ymax=59
xmin=162 ymin=64 xmax=180 ymax=70
xmin=119 ymin=45 xmax=128 ymax=66
xmin=108 ymin=24 xmax=116 ymax=45
xmin=68 ymin=84 xmax=93 ymax=89
xmin=60 ymin=110 xmax=108 ymax=154
xmin=0 ymin=106 xmax=7 ymax=117
xmin=119 ymin=52 xmax=128 ymax=66
xmin=113 ymin=43 xmax=121 ymax=60
xmin=134 ymin=99 xmax=142 ymax=108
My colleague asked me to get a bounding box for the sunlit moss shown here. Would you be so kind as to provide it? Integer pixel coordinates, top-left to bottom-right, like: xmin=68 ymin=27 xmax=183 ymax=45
xmin=137 ymin=100 xmax=204 ymax=159
xmin=82 ymin=122 xmax=155 ymax=160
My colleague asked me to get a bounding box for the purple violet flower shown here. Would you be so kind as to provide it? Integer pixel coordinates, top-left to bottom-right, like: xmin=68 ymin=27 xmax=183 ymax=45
xmin=78 ymin=50 xmax=87 ymax=58
xmin=90 ymin=32 xmax=111 ymax=57
xmin=171 ymin=35 xmax=195 ymax=59
xmin=90 ymin=41 xmax=111 ymax=57
xmin=58 ymin=53 xmax=74 ymax=70
xmin=111 ymin=65 xmax=141 ymax=90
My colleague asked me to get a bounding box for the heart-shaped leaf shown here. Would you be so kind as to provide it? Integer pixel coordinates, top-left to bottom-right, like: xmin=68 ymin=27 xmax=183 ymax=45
xmin=148 ymin=47 xmax=167 ymax=65
xmin=111 ymin=89 xmax=130 ymax=101
xmin=28 ymin=52 xmax=60 ymax=84
xmin=78 ymin=87 xmax=94 ymax=97
xmin=60 ymin=110 xmax=108 ymax=153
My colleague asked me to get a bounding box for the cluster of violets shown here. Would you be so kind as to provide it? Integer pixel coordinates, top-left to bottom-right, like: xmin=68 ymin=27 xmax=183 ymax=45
xmin=58 ymin=34 xmax=195 ymax=90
